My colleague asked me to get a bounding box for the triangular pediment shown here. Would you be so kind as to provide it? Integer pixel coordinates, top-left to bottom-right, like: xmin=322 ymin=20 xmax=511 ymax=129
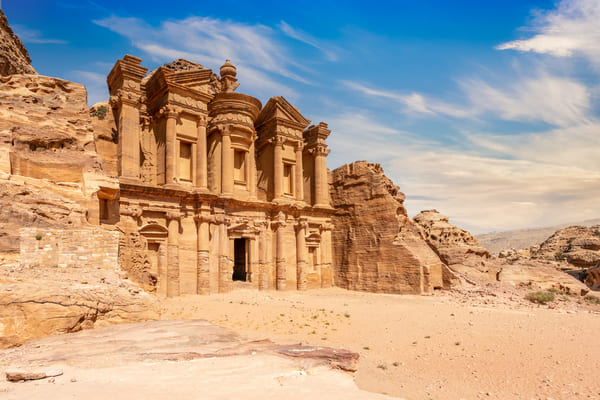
xmin=255 ymin=96 xmax=311 ymax=130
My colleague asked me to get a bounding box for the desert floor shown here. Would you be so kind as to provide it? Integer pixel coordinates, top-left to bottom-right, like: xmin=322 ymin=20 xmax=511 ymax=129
xmin=161 ymin=286 xmax=600 ymax=400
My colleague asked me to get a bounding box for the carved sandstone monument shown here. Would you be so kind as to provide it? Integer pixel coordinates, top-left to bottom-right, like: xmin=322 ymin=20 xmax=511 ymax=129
xmin=330 ymin=162 xmax=447 ymax=294
xmin=95 ymin=55 xmax=335 ymax=296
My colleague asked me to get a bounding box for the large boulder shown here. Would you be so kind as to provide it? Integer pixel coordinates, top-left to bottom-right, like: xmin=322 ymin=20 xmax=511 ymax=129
xmin=330 ymin=161 xmax=447 ymax=294
xmin=0 ymin=10 xmax=37 ymax=76
xmin=0 ymin=260 xmax=159 ymax=349
xmin=414 ymin=209 xmax=493 ymax=280
xmin=532 ymin=225 xmax=600 ymax=268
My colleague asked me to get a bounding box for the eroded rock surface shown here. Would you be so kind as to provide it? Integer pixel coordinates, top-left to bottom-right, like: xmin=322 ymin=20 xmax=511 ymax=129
xmin=414 ymin=209 xmax=492 ymax=280
xmin=0 ymin=320 xmax=391 ymax=400
xmin=0 ymin=10 xmax=36 ymax=76
xmin=0 ymin=74 xmax=114 ymax=251
xmin=330 ymin=161 xmax=447 ymax=294
xmin=0 ymin=261 xmax=159 ymax=349
xmin=532 ymin=225 xmax=600 ymax=268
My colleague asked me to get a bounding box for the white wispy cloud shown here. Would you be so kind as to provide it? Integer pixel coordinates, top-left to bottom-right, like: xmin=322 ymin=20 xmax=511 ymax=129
xmin=12 ymin=24 xmax=67 ymax=44
xmin=278 ymin=21 xmax=339 ymax=61
xmin=496 ymin=0 xmax=600 ymax=65
xmin=93 ymin=15 xmax=308 ymax=97
xmin=324 ymin=110 xmax=600 ymax=233
xmin=342 ymin=71 xmax=592 ymax=127
xmin=68 ymin=70 xmax=108 ymax=106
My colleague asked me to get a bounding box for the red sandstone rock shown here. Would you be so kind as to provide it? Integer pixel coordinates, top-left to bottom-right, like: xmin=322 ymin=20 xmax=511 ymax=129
xmin=330 ymin=161 xmax=447 ymax=294
xmin=0 ymin=10 xmax=36 ymax=76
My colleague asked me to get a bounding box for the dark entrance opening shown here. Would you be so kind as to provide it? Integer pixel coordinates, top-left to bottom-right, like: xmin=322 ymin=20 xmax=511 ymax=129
xmin=233 ymin=238 xmax=247 ymax=281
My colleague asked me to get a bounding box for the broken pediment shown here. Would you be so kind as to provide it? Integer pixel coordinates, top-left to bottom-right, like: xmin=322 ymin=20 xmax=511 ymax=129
xmin=255 ymin=96 xmax=311 ymax=135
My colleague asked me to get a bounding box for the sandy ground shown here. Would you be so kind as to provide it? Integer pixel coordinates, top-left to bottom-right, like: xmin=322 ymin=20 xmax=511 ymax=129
xmin=160 ymin=286 xmax=600 ymax=400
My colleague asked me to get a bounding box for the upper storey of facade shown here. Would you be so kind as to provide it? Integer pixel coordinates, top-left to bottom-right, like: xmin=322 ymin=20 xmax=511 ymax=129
xmin=106 ymin=55 xmax=331 ymax=208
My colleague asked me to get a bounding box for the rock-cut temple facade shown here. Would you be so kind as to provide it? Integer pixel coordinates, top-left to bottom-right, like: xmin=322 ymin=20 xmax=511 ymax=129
xmin=100 ymin=55 xmax=334 ymax=296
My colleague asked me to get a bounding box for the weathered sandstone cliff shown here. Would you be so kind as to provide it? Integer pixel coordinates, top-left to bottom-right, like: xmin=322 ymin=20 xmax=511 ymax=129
xmin=532 ymin=225 xmax=600 ymax=268
xmin=0 ymin=73 xmax=116 ymax=251
xmin=0 ymin=259 xmax=159 ymax=349
xmin=413 ymin=209 xmax=589 ymax=295
xmin=330 ymin=161 xmax=447 ymax=294
xmin=414 ymin=209 xmax=492 ymax=279
xmin=0 ymin=9 xmax=36 ymax=76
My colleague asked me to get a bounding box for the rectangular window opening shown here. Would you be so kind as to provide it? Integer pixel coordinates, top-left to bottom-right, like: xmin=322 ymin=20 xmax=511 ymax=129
xmin=234 ymin=150 xmax=246 ymax=184
xmin=179 ymin=141 xmax=192 ymax=182
xmin=283 ymin=163 xmax=293 ymax=195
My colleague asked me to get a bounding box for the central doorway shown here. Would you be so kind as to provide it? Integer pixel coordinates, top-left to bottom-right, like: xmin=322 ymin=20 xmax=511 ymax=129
xmin=233 ymin=238 xmax=247 ymax=281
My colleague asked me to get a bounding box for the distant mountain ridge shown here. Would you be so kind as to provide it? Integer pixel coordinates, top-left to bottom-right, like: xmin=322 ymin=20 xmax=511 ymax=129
xmin=476 ymin=218 xmax=600 ymax=254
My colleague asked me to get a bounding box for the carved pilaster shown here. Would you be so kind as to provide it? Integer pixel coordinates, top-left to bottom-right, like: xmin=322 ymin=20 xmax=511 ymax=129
xmin=295 ymin=218 xmax=309 ymax=291
xmin=272 ymin=213 xmax=287 ymax=291
xmin=165 ymin=210 xmax=181 ymax=297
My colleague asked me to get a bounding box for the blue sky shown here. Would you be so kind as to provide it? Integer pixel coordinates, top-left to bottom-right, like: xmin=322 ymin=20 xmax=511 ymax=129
xmin=3 ymin=0 xmax=600 ymax=233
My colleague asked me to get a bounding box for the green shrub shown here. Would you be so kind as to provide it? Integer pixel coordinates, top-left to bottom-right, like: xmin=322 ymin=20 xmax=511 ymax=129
xmin=594 ymin=230 xmax=600 ymax=237
xmin=555 ymin=252 xmax=566 ymax=261
xmin=584 ymin=294 xmax=600 ymax=305
xmin=547 ymin=287 xmax=564 ymax=295
xmin=35 ymin=234 xmax=42 ymax=240
xmin=525 ymin=291 xmax=556 ymax=304
xmin=90 ymin=105 xmax=108 ymax=120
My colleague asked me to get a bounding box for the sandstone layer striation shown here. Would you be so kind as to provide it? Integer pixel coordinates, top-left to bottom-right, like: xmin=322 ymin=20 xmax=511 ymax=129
xmin=0 ymin=259 xmax=159 ymax=349
xmin=330 ymin=161 xmax=446 ymax=294
xmin=0 ymin=319 xmax=392 ymax=399
xmin=0 ymin=10 xmax=36 ymax=76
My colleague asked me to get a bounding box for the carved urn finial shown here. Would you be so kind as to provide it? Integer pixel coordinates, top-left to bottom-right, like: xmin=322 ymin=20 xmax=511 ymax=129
xmin=220 ymin=59 xmax=240 ymax=93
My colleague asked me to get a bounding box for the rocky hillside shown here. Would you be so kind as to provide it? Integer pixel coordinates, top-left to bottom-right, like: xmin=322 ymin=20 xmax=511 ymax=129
xmin=414 ymin=209 xmax=491 ymax=278
xmin=413 ymin=209 xmax=589 ymax=295
xmin=531 ymin=225 xmax=600 ymax=267
xmin=477 ymin=218 xmax=600 ymax=254
xmin=330 ymin=162 xmax=449 ymax=294
xmin=0 ymin=9 xmax=36 ymax=76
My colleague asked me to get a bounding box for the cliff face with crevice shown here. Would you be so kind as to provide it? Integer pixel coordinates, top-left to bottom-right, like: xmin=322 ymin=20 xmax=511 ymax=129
xmin=0 ymin=74 xmax=116 ymax=252
xmin=330 ymin=161 xmax=448 ymax=294
xmin=0 ymin=10 xmax=36 ymax=76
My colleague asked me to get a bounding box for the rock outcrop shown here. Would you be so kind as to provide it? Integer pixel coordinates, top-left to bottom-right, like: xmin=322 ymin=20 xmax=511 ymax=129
xmin=0 ymin=260 xmax=159 ymax=349
xmin=414 ymin=209 xmax=493 ymax=280
xmin=0 ymin=10 xmax=37 ymax=76
xmin=0 ymin=74 xmax=115 ymax=251
xmin=0 ymin=319 xmax=391 ymax=399
xmin=330 ymin=162 xmax=447 ymax=294
xmin=532 ymin=225 xmax=600 ymax=268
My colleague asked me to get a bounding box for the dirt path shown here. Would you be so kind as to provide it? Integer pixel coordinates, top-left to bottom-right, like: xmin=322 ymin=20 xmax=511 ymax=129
xmin=160 ymin=288 xmax=600 ymax=400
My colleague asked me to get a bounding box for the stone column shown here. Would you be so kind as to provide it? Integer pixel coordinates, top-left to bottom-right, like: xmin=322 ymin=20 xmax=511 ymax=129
xmin=221 ymin=126 xmax=234 ymax=195
xmin=157 ymin=242 xmax=167 ymax=296
xmin=314 ymin=146 xmax=330 ymax=207
xmin=295 ymin=142 xmax=304 ymax=201
xmin=249 ymin=237 xmax=259 ymax=286
xmin=117 ymin=99 xmax=141 ymax=180
xmin=295 ymin=219 xmax=308 ymax=291
xmin=194 ymin=207 xmax=211 ymax=295
xmin=195 ymin=116 xmax=208 ymax=190
xmin=320 ymin=222 xmax=333 ymax=288
xmin=273 ymin=137 xmax=284 ymax=200
xmin=166 ymin=210 xmax=180 ymax=297
xmin=248 ymin=136 xmax=257 ymax=199
xmin=258 ymin=221 xmax=269 ymax=290
xmin=165 ymin=106 xmax=178 ymax=186
xmin=217 ymin=215 xmax=231 ymax=292
xmin=273 ymin=215 xmax=287 ymax=290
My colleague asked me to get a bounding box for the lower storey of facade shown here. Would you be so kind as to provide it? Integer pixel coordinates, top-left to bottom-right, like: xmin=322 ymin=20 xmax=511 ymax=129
xmin=113 ymin=184 xmax=334 ymax=296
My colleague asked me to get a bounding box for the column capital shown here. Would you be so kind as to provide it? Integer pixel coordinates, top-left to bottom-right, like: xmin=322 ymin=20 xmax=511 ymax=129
xmin=271 ymin=136 xmax=285 ymax=147
xmin=294 ymin=141 xmax=305 ymax=151
xmin=159 ymin=105 xmax=180 ymax=119
xmin=220 ymin=124 xmax=232 ymax=137
xmin=121 ymin=204 xmax=143 ymax=219
xmin=165 ymin=210 xmax=181 ymax=221
xmin=196 ymin=114 xmax=208 ymax=126
xmin=319 ymin=222 xmax=334 ymax=232
xmin=295 ymin=218 xmax=309 ymax=231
